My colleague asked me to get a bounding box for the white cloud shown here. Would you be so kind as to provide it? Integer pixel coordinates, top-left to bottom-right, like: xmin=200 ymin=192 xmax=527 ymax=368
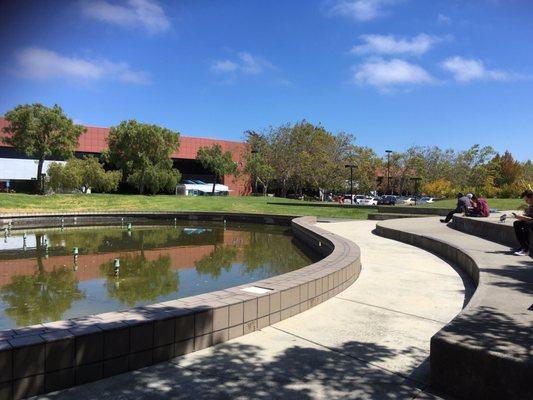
xmin=351 ymin=34 xmax=443 ymax=56
xmin=441 ymin=56 xmax=510 ymax=82
xmin=328 ymin=0 xmax=398 ymax=22
xmin=15 ymin=47 xmax=149 ymax=84
xmin=211 ymin=60 xmax=239 ymax=73
xmin=352 ymin=58 xmax=434 ymax=89
xmin=80 ymin=0 xmax=170 ymax=34
xmin=211 ymin=52 xmax=275 ymax=76
xmin=437 ymin=13 xmax=452 ymax=25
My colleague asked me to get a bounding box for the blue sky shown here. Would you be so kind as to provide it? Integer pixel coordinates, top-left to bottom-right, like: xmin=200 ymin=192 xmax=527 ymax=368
xmin=0 ymin=0 xmax=532 ymax=160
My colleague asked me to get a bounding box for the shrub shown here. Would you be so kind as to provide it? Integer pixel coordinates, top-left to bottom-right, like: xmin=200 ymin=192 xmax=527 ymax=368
xmin=47 ymin=157 xmax=120 ymax=193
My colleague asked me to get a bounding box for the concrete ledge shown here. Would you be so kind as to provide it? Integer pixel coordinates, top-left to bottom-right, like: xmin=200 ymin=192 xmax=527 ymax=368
xmin=377 ymin=206 xmax=450 ymax=216
xmin=375 ymin=218 xmax=532 ymax=400
xmin=452 ymin=213 xmax=519 ymax=248
xmin=0 ymin=212 xmax=361 ymax=399
xmin=367 ymin=213 xmax=427 ymax=221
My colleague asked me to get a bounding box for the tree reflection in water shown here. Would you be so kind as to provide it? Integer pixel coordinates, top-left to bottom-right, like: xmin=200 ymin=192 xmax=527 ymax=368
xmin=194 ymin=229 xmax=314 ymax=280
xmin=0 ymin=235 xmax=85 ymax=326
xmin=100 ymin=253 xmax=178 ymax=307
xmin=0 ymin=226 xmax=314 ymax=329
xmin=242 ymin=231 xmax=312 ymax=276
xmin=194 ymin=245 xmax=238 ymax=278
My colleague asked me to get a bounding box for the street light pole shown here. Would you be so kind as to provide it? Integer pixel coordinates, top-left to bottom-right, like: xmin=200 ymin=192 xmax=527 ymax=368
xmin=411 ymin=177 xmax=421 ymax=197
xmin=345 ymin=164 xmax=356 ymax=204
xmin=385 ymin=150 xmax=393 ymax=195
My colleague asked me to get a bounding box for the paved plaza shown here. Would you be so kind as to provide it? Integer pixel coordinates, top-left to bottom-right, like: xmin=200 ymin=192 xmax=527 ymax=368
xmin=32 ymin=220 xmax=473 ymax=400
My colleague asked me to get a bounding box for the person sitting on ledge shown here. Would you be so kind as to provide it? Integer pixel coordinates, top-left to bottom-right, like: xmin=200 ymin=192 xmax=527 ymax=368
xmin=467 ymin=194 xmax=490 ymax=217
xmin=512 ymin=189 xmax=533 ymax=256
xmin=440 ymin=192 xmax=471 ymax=223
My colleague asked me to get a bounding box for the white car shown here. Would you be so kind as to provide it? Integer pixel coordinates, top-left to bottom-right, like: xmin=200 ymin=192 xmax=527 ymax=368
xmin=344 ymin=194 xmax=366 ymax=205
xmin=418 ymin=197 xmax=435 ymax=204
xmin=359 ymin=197 xmax=379 ymax=206
xmin=397 ymin=197 xmax=416 ymax=206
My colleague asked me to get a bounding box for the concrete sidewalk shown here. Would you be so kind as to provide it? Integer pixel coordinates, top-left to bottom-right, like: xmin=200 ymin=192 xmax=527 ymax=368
xmin=35 ymin=221 xmax=473 ymax=400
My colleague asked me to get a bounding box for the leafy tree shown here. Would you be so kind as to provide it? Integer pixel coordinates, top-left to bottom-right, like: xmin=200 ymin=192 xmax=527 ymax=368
xmin=345 ymin=146 xmax=381 ymax=194
xmin=519 ymin=160 xmax=533 ymax=190
xmin=196 ymin=144 xmax=238 ymax=195
xmin=491 ymin=151 xmax=522 ymax=187
xmin=127 ymin=163 xmax=180 ymax=194
xmin=421 ymin=179 xmax=455 ymax=198
xmin=246 ymin=121 xmax=354 ymax=197
xmin=106 ymin=120 xmax=181 ymax=194
xmin=244 ymin=152 xmax=275 ymax=195
xmin=265 ymin=124 xmax=295 ymax=197
xmin=244 ymin=131 xmax=275 ymax=195
xmin=294 ymin=123 xmax=352 ymax=194
xmin=47 ymin=156 xmax=121 ymax=192
xmin=1 ymin=103 xmax=85 ymax=193
xmin=47 ymin=162 xmax=80 ymax=191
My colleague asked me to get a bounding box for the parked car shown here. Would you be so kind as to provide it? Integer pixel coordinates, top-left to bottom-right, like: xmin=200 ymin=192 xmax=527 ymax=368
xmin=418 ymin=196 xmax=435 ymax=204
xmin=397 ymin=197 xmax=416 ymax=206
xmin=344 ymin=194 xmax=366 ymax=204
xmin=359 ymin=197 xmax=379 ymax=206
xmin=378 ymin=195 xmax=396 ymax=205
xmin=354 ymin=195 xmax=366 ymax=204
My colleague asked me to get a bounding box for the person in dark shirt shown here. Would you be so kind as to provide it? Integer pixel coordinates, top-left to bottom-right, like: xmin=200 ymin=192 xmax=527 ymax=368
xmin=512 ymin=190 xmax=533 ymax=256
xmin=467 ymin=195 xmax=490 ymax=217
xmin=440 ymin=192 xmax=472 ymax=223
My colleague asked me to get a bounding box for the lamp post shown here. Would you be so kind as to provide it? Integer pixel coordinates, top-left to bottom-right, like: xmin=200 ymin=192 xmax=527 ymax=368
xmin=385 ymin=150 xmax=393 ymax=195
xmin=411 ymin=177 xmax=421 ymax=198
xmin=246 ymin=130 xmax=260 ymax=196
xmin=345 ymin=164 xmax=356 ymax=204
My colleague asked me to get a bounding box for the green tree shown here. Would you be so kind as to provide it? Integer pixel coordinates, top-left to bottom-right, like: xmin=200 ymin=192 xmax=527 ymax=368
xmin=491 ymin=151 xmax=522 ymax=187
xmin=47 ymin=162 xmax=80 ymax=191
xmin=47 ymin=156 xmax=121 ymax=192
xmin=106 ymin=120 xmax=181 ymax=194
xmin=196 ymin=144 xmax=238 ymax=195
xmin=244 ymin=152 xmax=275 ymax=195
xmin=421 ymin=179 xmax=455 ymax=198
xmin=1 ymin=103 xmax=85 ymax=193
xmin=345 ymin=146 xmax=381 ymax=195
xmin=249 ymin=121 xmax=353 ymax=197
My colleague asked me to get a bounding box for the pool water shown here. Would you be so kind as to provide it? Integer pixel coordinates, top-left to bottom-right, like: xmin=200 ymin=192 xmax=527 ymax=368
xmin=0 ymin=222 xmax=316 ymax=330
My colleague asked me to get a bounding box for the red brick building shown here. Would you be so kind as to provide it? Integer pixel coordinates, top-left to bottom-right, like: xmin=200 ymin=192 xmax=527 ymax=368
xmin=0 ymin=119 xmax=250 ymax=195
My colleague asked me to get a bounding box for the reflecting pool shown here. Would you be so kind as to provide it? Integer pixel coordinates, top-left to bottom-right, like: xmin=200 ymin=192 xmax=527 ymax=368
xmin=0 ymin=222 xmax=317 ymax=330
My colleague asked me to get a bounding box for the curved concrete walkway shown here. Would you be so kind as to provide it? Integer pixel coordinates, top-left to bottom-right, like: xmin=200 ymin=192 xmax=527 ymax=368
xmin=34 ymin=220 xmax=473 ymax=400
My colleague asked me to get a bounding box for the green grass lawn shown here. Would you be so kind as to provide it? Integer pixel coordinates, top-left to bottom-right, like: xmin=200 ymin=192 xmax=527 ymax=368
xmin=0 ymin=193 xmax=372 ymax=219
xmin=419 ymin=198 xmax=524 ymax=210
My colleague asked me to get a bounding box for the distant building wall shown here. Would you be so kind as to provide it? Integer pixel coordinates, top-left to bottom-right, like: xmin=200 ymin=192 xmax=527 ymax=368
xmin=0 ymin=119 xmax=251 ymax=195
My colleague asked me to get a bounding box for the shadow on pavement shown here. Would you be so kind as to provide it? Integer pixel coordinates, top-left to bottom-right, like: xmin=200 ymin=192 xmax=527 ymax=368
xmin=37 ymin=339 xmax=432 ymax=400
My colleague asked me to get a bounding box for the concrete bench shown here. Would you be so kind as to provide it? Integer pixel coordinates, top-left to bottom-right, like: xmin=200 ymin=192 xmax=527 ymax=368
xmin=451 ymin=212 xmax=521 ymax=248
xmin=375 ymin=217 xmax=532 ymax=400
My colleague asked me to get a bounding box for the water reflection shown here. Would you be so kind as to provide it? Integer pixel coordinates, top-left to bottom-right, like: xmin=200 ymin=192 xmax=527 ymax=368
xmin=0 ymin=223 xmax=315 ymax=329
xmin=0 ymin=263 xmax=85 ymax=327
xmin=195 ymin=245 xmax=238 ymax=278
xmin=100 ymin=253 xmax=179 ymax=307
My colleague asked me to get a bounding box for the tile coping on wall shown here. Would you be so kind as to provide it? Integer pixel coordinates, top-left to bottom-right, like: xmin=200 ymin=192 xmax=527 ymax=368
xmin=0 ymin=213 xmax=362 ymax=400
